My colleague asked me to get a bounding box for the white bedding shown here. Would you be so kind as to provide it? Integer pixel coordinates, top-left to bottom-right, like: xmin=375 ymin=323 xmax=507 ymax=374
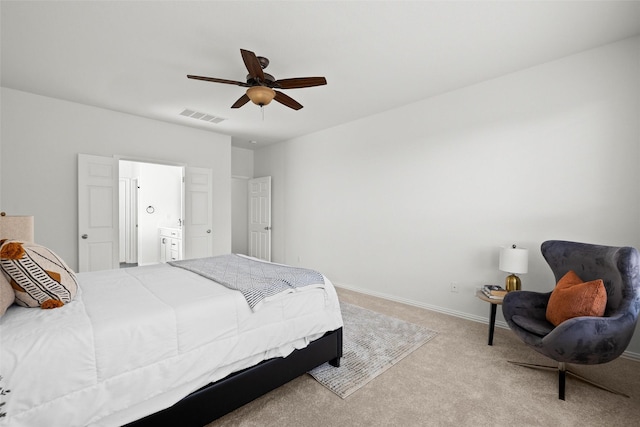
xmin=0 ymin=261 xmax=343 ymax=427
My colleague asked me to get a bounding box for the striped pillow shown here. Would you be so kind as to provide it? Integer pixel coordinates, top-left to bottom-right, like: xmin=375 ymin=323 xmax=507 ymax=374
xmin=0 ymin=272 xmax=15 ymax=316
xmin=0 ymin=240 xmax=77 ymax=309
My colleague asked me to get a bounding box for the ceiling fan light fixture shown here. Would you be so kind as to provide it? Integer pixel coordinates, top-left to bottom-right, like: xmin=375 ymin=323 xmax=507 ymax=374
xmin=246 ymin=86 xmax=275 ymax=106
xmin=188 ymin=49 xmax=324 ymax=111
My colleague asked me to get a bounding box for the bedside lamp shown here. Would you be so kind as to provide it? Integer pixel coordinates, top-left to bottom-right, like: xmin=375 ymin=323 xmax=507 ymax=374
xmin=499 ymin=244 xmax=528 ymax=292
xmin=0 ymin=212 xmax=35 ymax=242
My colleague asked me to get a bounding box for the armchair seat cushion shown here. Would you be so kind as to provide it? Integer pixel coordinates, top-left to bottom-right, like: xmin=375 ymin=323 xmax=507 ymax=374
xmin=512 ymin=314 xmax=554 ymax=337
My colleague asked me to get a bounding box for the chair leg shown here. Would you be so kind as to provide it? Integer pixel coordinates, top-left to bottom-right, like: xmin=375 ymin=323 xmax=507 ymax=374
xmin=508 ymin=360 xmax=630 ymax=400
xmin=558 ymin=362 xmax=566 ymax=400
xmin=507 ymin=360 xmax=556 ymax=371
xmin=566 ymin=370 xmax=630 ymax=398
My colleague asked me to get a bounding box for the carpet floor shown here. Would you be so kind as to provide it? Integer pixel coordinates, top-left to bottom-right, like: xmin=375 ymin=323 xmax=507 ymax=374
xmin=208 ymin=287 xmax=640 ymax=426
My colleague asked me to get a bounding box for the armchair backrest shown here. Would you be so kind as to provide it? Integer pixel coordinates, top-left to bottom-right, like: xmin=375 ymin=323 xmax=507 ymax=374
xmin=541 ymin=240 xmax=640 ymax=319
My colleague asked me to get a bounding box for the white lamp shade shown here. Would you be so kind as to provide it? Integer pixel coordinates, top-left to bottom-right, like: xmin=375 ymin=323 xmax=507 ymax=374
xmin=499 ymin=246 xmax=528 ymax=274
xmin=0 ymin=215 xmax=34 ymax=242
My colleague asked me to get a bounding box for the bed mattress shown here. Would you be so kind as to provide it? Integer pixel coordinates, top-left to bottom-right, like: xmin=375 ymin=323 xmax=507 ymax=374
xmin=0 ymin=261 xmax=343 ymax=427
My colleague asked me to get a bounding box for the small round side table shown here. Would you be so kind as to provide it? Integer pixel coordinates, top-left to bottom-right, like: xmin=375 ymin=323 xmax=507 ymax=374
xmin=475 ymin=290 xmax=503 ymax=346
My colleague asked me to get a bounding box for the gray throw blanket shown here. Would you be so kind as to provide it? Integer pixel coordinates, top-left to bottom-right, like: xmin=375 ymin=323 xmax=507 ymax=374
xmin=169 ymin=254 xmax=325 ymax=310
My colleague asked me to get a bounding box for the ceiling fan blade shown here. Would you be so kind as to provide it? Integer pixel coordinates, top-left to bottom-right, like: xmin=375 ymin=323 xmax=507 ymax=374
xmin=275 ymin=77 xmax=327 ymax=89
xmin=240 ymin=49 xmax=265 ymax=82
xmin=231 ymin=94 xmax=250 ymax=109
xmin=187 ymin=75 xmax=249 ymax=87
xmin=274 ymin=91 xmax=303 ymax=110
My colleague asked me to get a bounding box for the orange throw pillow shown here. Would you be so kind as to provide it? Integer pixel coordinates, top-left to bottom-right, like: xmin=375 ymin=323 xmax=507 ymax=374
xmin=546 ymin=270 xmax=607 ymax=326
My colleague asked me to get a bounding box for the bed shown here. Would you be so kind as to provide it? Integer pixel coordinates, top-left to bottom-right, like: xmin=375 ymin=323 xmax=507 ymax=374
xmin=0 ymin=254 xmax=343 ymax=427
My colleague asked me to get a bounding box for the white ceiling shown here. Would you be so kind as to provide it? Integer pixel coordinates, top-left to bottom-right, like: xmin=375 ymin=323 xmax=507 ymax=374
xmin=2 ymin=1 xmax=640 ymax=150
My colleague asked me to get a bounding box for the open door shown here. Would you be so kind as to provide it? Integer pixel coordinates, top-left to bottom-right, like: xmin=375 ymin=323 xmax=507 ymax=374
xmin=248 ymin=176 xmax=271 ymax=261
xmin=184 ymin=167 xmax=213 ymax=259
xmin=78 ymin=154 xmax=118 ymax=272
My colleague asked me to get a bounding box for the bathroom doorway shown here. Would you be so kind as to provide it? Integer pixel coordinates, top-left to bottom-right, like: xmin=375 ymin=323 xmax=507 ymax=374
xmin=119 ymin=160 xmax=184 ymax=267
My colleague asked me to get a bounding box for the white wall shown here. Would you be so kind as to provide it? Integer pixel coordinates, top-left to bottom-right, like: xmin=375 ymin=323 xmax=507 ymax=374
xmin=0 ymin=88 xmax=232 ymax=270
xmin=231 ymin=147 xmax=254 ymax=179
xmin=255 ymin=36 xmax=640 ymax=355
xmin=231 ymin=178 xmax=249 ymax=255
xmin=231 ymin=147 xmax=254 ymax=255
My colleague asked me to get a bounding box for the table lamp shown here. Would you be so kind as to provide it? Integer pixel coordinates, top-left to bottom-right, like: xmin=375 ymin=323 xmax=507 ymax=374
xmin=499 ymin=244 xmax=528 ymax=292
xmin=0 ymin=212 xmax=35 ymax=242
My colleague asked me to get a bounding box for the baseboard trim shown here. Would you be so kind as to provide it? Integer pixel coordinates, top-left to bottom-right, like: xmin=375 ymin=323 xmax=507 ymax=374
xmin=622 ymin=351 xmax=640 ymax=361
xmin=334 ymin=282 xmax=640 ymax=362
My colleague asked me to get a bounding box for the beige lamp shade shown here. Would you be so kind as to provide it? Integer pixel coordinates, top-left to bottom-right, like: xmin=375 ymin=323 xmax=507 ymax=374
xmin=499 ymin=245 xmax=528 ymax=274
xmin=0 ymin=214 xmax=35 ymax=242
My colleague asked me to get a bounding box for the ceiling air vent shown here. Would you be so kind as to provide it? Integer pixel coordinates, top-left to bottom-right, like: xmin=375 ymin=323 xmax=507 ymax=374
xmin=180 ymin=109 xmax=226 ymax=124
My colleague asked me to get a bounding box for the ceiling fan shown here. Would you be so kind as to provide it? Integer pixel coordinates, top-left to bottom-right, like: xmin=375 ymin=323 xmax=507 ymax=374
xmin=187 ymin=49 xmax=327 ymax=110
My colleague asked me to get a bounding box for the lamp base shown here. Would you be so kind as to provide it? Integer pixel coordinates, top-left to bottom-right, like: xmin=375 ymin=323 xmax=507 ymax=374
xmin=505 ymin=274 xmax=521 ymax=292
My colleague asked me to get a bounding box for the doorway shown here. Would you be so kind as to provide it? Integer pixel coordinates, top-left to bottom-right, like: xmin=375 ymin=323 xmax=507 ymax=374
xmin=79 ymin=154 xmax=213 ymax=272
xmin=119 ymin=160 xmax=184 ymax=267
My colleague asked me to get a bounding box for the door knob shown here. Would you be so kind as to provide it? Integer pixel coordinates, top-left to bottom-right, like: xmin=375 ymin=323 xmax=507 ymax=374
xmin=81 ymin=234 xmax=88 ymax=239
xmin=206 ymin=229 xmax=211 ymax=234
xmin=264 ymin=226 xmax=271 ymax=231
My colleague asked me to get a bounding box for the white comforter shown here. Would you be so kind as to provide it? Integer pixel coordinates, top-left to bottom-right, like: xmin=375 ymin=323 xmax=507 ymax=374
xmin=0 ymin=262 xmax=343 ymax=427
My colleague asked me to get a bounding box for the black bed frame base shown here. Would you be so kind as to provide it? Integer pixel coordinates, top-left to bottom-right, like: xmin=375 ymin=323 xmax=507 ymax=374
xmin=125 ymin=327 xmax=342 ymax=427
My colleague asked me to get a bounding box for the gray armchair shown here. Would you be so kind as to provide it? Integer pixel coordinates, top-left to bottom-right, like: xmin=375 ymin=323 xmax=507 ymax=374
xmin=502 ymin=240 xmax=640 ymax=400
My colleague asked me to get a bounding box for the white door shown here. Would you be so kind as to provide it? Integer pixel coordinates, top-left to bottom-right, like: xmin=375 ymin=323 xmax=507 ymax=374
xmin=131 ymin=178 xmax=139 ymax=264
xmin=78 ymin=154 xmax=118 ymax=272
xmin=184 ymin=167 xmax=213 ymax=259
xmin=118 ymin=178 xmax=127 ymax=263
xmin=248 ymin=176 xmax=271 ymax=261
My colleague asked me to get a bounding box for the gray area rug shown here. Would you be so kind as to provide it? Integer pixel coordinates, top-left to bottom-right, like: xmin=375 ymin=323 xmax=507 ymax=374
xmin=308 ymin=302 xmax=438 ymax=398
